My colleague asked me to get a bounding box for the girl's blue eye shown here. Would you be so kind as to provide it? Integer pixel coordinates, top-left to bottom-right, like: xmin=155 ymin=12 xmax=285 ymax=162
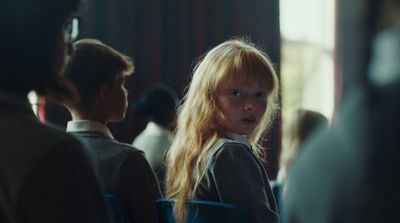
xmin=232 ymin=90 xmax=243 ymax=97
xmin=255 ymin=91 xmax=266 ymax=99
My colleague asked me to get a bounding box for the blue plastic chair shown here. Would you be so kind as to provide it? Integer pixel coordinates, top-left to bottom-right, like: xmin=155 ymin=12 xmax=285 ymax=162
xmin=156 ymin=198 xmax=252 ymax=223
xmin=104 ymin=193 xmax=130 ymax=223
xmin=270 ymin=182 xmax=285 ymax=223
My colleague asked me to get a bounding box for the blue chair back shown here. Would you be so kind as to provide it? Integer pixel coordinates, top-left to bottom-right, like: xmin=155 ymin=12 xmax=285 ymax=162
xmin=104 ymin=193 xmax=130 ymax=223
xmin=270 ymin=182 xmax=285 ymax=223
xmin=156 ymin=198 xmax=252 ymax=223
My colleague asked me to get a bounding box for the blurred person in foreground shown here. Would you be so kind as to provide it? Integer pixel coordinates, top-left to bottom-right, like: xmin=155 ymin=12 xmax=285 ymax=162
xmin=0 ymin=0 xmax=110 ymax=223
xmin=273 ymin=109 xmax=328 ymax=222
xmin=285 ymin=0 xmax=400 ymax=222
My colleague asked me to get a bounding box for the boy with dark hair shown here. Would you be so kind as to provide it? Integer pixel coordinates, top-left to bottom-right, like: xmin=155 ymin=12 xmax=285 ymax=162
xmin=63 ymin=38 xmax=162 ymax=223
xmin=132 ymin=84 xmax=178 ymax=190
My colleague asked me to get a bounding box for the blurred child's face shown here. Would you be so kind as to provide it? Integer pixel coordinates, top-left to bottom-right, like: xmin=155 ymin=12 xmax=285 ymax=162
xmin=216 ymin=77 xmax=268 ymax=136
xmin=109 ymin=74 xmax=128 ymax=121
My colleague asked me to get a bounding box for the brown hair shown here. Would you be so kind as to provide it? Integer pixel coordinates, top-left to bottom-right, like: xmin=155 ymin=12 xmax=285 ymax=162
xmin=63 ymin=39 xmax=134 ymax=110
xmin=279 ymin=109 xmax=328 ymax=180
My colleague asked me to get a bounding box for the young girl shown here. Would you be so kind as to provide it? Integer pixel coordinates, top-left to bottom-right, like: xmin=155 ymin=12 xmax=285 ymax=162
xmin=166 ymin=39 xmax=280 ymax=223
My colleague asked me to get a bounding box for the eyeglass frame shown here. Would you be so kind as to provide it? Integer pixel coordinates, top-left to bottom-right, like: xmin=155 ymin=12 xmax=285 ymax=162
xmin=64 ymin=17 xmax=80 ymax=45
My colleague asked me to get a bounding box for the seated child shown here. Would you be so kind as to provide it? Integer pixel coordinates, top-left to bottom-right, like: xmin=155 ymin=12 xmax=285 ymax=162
xmin=132 ymin=84 xmax=178 ymax=190
xmin=63 ymin=39 xmax=162 ymax=223
xmin=166 ymin=39 xmax=280 ymax=223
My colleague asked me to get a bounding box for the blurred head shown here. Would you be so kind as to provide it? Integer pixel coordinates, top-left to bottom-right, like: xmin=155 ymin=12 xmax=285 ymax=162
xmin=0 ymin=0 xmax=81 ymax=99
xmin=134 ymin=84 xmax=178 ymax=128
xmin=279 ymin=109 xmax=328 ymax=180
xmin=63 ymin=39 xmax=134 ymax=121
xmin=367 ymin=0 xmax=400 ymax=86
xmin=289 ymin=109 xmax=328 ymax=146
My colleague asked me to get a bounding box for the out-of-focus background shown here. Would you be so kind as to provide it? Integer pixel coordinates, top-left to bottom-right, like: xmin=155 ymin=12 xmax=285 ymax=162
xmin=31 ymin=0 xmax=381 ymax=179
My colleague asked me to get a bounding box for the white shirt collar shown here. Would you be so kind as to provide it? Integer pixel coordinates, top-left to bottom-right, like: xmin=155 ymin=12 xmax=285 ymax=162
xmin=145 ymin=121 xmax=171 ymax=135
xmin=227 ymin=132 xmax=251 ymax=148
xmin=66 ymin=120 xmax=115 ymax=139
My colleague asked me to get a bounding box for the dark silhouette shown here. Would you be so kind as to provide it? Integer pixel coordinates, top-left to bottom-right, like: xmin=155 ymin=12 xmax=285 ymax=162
xmin=0 ymin=1 xmax=110 ymax=223
xmin=284 ymin=0 xmax=400 ymax=222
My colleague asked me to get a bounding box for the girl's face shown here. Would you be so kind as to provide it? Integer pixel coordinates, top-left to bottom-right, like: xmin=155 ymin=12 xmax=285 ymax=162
xmin=216 ymin=76 xmax=268 ymax=136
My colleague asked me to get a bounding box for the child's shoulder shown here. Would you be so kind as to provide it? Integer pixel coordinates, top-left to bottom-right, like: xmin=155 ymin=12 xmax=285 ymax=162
xmin=204 ymin=138 xmax=259 ymax=171
xmin=105 ymin=140 xmax=148 ymax=164
xmin=109 ymin=140 xmax=144 ymax=154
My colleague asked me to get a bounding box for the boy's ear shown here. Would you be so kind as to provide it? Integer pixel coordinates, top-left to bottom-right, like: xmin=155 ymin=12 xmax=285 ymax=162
xmin=99 ymin=84 xmax=111 ymax=105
